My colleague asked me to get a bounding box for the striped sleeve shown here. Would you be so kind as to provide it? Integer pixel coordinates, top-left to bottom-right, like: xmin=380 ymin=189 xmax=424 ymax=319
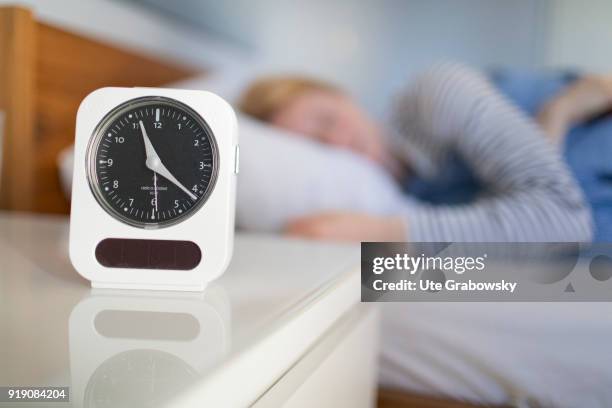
xmin=391 ymin=63 xmax=593 ymax=242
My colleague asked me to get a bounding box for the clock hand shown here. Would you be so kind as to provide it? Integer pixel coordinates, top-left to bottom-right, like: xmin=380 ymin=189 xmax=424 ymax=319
xmin=139 ymin=121 xmax=158 ymax=161
xmin=149 ymin=160 xmax=198 ymax=201
xmin=139 ymin=120 xmax=198 ymax=201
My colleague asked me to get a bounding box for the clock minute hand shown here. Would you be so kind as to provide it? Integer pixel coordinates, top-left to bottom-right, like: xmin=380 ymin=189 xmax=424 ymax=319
xmin=139 ymin=120 xmax=198 ymax=201
xmin=151 ymin=160 xmax=198 ymax=201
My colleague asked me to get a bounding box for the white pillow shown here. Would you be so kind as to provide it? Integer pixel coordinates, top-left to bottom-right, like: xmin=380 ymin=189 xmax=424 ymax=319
xmin=236 ymin=115 xmax=406 ymax=231
xmin=57 ymin=114 xmax=406 ymax=232
xmin=167 ymin=69 xmax=258 ymax=106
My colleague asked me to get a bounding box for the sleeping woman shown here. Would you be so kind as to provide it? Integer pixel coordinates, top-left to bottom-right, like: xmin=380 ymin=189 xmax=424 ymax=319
xmin=239 ymin=63 xmax=612 ymax=242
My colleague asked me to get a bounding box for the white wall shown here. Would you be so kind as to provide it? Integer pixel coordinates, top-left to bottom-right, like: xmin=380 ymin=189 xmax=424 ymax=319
xmin=125 ymin=0 xmax=549 ymax=116
xmin=544 ymin=0 xmax=612 ymax=73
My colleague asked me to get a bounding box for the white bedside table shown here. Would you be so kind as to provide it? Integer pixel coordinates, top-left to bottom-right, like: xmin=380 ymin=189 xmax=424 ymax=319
xmin=0 ymin=213 xmax=378 ymax=407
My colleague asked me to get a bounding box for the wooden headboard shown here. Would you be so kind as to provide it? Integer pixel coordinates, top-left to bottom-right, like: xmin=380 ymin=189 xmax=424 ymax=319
xmin=0 ymin=6 xmax=200 ymax=214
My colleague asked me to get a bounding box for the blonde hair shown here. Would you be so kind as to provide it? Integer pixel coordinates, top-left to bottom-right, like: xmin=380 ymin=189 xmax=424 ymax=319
xmin=239 ymin=76 xmax=338 ymax=121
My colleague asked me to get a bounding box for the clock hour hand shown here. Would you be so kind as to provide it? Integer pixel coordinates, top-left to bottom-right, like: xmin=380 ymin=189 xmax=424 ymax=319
xmin=139 ymin=120 xmax=159 ymax=161
xmin=139 ymin=121 xmax=198 ymax=201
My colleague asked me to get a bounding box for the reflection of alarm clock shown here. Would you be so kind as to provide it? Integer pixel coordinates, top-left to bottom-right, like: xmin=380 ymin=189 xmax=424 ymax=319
xmin=84 ymin=349 xmax=197 ymax=408
xmin=70 ymin=88 xmax=238 ymax=291
xmin=69 ymin=286 xmax=230 ymax=407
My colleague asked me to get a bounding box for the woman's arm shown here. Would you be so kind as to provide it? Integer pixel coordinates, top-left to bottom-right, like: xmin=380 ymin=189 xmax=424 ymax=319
xmin=285 ymin=211 xmax=406 ymax=242
xmin=391 ymin=63 xmax=592 ymax=242
xmin=537 ymin=73 xmax=612 ymax=143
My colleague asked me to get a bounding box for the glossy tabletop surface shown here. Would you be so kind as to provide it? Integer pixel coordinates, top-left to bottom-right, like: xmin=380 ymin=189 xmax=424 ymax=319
xmin=0 ymin=213 xmax=361 ymax=407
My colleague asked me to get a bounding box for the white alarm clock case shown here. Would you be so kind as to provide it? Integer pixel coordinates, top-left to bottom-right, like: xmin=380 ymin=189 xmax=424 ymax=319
xmin=70 ymin=87 xmax=238 ymax=291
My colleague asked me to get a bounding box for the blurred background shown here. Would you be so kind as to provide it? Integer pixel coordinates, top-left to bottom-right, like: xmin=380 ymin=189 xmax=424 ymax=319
xmin=1 ymin=0 xmax=611 ymax=216
xmin=5 ymin=0 xmax=612 ymax=117
xmin=122 ymin=0 xmax=612 ymax=117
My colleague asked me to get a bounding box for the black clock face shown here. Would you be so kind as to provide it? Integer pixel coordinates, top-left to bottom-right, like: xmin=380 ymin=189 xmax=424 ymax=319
xmin=87 ymin=96 xmax=218 ymax=228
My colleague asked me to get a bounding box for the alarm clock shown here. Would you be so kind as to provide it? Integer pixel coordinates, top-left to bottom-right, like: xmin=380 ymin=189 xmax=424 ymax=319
xmin=69 ymin=87 xmax=238 ymax=291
